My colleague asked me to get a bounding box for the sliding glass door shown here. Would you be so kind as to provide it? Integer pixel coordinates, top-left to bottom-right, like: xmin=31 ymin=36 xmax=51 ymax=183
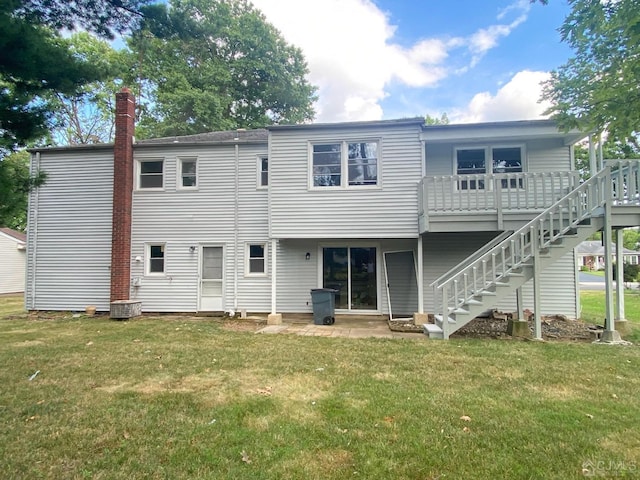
xmin=322 ymin=246 xmax=377 ymax=311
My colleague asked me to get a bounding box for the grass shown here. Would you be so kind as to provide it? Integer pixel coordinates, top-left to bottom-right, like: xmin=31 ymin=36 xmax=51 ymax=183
xmin=581 ymin=289 xmax=640 ymax=343
xmin=1 ymin=294 xmax=639 ymax=479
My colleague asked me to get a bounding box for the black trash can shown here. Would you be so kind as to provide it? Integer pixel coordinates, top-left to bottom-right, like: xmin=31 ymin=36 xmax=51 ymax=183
xmin=310 ymin=288 xmax=337 ymax=325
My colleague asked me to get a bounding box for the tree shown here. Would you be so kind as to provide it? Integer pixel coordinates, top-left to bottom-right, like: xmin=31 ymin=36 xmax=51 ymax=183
xmin=127 ymin=0 xmax=317 ymax=137
xmin=47 ymin=33 xmax=130 ymax=145
xmin=0 ymin=0 xmax=157 ymax=154
xmin=542 ymin=0 xmax=640 ymax=141
xmin=424 ymin=113 xmax=450 ymax=125
xmin=0 ymin=0 xmax=157 ymax=230
xmin=0 ymin=151 xmax=45 ymax=230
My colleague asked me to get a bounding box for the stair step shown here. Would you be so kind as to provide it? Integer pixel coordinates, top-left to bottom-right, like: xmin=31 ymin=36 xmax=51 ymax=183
xmin=477 ymin=290 xmax=497 ymax=296
xmin=464 ymin=298 xmax=483 ymax=306
xmin=495 ymin=281 xmax=510 ymax=287
xmin=451 ymin=308 xmax=470 ymax=315
xmin=434 ymin=314 xmax=456 ymax=326
xmin=423 ymin=323 xmax=444 ymax=339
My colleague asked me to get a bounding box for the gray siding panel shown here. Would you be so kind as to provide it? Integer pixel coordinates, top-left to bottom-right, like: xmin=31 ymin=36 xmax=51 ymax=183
xmin=421 ymin=232 xmax=578 ymax=318
xmin=26 ymin=151 xmax=113 ymax=311
xmin=0 ymin=235 xmax=25 ymax=294
xmin=130 ymin=144 xmax=270 ymax=313
xmin=269 ymin=125 xmax=423 ymax=239
xmin=276 ymin=238 xmax=418 ymax=315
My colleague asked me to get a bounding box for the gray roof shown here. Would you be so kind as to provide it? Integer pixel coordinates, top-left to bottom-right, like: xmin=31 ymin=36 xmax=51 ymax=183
xmin=0 ymin=227 xmax=26 ymax=244
xmin=137 ymin=129 xmax=268 ymax=145
xmin=575 ymin=240 xmax=639 ymax=255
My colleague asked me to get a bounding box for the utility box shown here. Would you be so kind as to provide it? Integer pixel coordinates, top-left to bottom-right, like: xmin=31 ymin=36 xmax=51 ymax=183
xmin=310 ymin=288 xmax=337 ymax=325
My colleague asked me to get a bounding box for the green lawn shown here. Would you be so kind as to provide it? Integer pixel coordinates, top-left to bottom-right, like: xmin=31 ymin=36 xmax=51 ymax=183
xmin=580 ymin=289 xmax=640 ymax=343
xmin=1 ymin=295 xmax=639 ymax=479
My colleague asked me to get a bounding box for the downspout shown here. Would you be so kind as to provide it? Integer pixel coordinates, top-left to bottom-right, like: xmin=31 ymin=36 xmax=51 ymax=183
xmin=30 ymin=152 xmax=40 ymax=310
xmin=233 ymin=141 xmax=239 ymax=313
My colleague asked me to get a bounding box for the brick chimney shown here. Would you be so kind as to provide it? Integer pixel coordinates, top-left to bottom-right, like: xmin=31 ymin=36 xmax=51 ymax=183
xmin=110 ymin=88 xmax=135 ymax=302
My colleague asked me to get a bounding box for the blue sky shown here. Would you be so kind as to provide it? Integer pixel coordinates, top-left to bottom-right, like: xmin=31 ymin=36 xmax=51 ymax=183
xmin=250 ymin=0 xmax=575 ymax=123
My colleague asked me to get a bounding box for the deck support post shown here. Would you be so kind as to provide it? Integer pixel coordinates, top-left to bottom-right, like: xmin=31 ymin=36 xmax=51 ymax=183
xmin=417 ymin=236 xmax=424 ymax=314
xmin=532 ymin=227 xmax=542 ymax=340
xmin=600 ymin=197 xmax=622 ymax=342
xmin=267 ymin=239 xmax=282 ymax=325
xmin=615 ymin=228 xmax=630 ymax=333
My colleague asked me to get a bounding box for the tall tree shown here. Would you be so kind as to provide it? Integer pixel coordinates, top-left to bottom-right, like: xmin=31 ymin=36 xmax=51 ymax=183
xmin=128 ymin=0 xmax=317 ymax=137
xmin=0 ymin=151 xmax=45 ymax=230
xmin=47 ymin=33 xmax=129 ymax=145
xmin=542 ymin=0 xmax=640 ymax=141
xmin=0 ymin=0 xmax=157 ymax=154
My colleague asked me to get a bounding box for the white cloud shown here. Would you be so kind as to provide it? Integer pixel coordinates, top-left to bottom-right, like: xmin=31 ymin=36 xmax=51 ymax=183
xmin=452 ymin=70 xmax=553 ymax=123
xmin=250 ymin=0 xmax=533 ymax=122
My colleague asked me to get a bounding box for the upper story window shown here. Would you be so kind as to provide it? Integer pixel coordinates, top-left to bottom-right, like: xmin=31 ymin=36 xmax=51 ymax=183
xmin=147 ymin=244 xmax=165 ymax=275
xmin=456 ymin=146 xmax=524 ymax=190
xmin=312 ymin=141 xmax=379 ymax=188
xmin=179 ymin=158 xmax=197 ymax=189
xmin=258 ymin=156 xmax=268 ymax=188
xmin=348 ymin=142 xmax=378 ymax=185
xmin=138 ymin=159 xmax=164 ymax=189
xmin=313 ymin=144 xmax=342 ymax=187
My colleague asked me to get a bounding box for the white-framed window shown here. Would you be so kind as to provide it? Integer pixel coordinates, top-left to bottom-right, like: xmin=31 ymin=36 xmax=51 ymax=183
xmin=257 ymin=156 xmax=268 ymax=188
xmin=146 ymin=244 xmax=165 ymax=275
xmin=311 ymin=140 xmax=379 ymax=188
xmin=246 ymin=243 xmax=267 ymax=275
xmin=178 ymin=157 xmax=197 ymax=189
xmin=455 ymin=145 xmax=524 ymax=190
xmin=137 ymin=159 xmax=164 ymax=190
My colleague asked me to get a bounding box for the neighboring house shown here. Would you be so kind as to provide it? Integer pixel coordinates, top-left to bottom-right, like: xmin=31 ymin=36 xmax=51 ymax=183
xmin=576 ymin=240 xmax=640 ymax=270
xmin=25 ymin=89 xmax=640 ymax=339
xmin=0 ymin=227 xmax=26 ymax=294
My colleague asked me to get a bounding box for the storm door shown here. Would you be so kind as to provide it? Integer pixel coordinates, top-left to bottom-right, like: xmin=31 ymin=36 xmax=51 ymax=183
xmin=199 ymin=246 xmax=223 ymax=311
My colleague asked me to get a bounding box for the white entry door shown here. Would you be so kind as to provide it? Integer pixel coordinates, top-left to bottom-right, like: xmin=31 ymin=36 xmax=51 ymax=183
xmin=199 ymin=246 xmax=223 ymax=311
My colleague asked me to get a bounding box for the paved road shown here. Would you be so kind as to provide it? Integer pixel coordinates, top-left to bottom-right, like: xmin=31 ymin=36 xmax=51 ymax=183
xmin=579 ymin=271 xmax=639 ymax=291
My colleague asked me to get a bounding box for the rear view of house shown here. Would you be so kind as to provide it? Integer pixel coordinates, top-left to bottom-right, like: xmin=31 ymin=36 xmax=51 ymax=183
xmin=0 ymin=227 xmax=26 ymax=294
xmin=25 ymin=89 xmax=640 ymax=340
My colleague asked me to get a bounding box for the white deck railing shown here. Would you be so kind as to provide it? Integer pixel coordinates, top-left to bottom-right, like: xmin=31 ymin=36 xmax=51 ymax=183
xmin=419 ymin=171 xmax=582 ymax=216
xmin=432 ymin=160 xmax=640 ymax=338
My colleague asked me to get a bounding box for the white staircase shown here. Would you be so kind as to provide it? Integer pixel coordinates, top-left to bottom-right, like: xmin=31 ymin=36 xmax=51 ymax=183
xmin=424 ymin=161 xmax=640 ymax=339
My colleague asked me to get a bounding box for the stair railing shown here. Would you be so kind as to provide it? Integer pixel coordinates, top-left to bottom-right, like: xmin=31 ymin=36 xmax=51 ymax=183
xmin=435 ymin=166 xmax=615 ymax=339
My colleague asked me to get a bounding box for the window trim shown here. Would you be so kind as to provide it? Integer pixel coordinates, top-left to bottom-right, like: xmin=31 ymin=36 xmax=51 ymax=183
xmin=136 ymin=158 xmax=165 ymax=191
xmin=257 ymin=156 xmax=268 ymax=189
xmin=309 ymin=139 xmax=381 ymax=190
xmin=245 ymin=242 xmax=268 ymax=277
xmin=177 ymin=157 xmax=198 ymax=190
xmin=145 ymin=243 xmax=166 ymax=276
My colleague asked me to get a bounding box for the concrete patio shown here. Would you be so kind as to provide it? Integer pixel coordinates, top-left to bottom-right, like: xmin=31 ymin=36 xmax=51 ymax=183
xmin=256 ymin=316 xmax=424 ymax=339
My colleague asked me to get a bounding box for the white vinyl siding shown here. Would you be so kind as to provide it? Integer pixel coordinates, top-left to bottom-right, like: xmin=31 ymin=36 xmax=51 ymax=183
xmin=270 ymin=123 xmax=423 ymax=239
xmin=0 ymin=234 xmax=25 ymax=294
xmin=130 ymin=142 xmax=270 ymax=312
xmin=420 ymin=232 xmax=578 ymax=318
xmin=275 ymin=238 xmax=418 ymax=315
xmin=26 ymin=149 xmax=113 ymax=311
